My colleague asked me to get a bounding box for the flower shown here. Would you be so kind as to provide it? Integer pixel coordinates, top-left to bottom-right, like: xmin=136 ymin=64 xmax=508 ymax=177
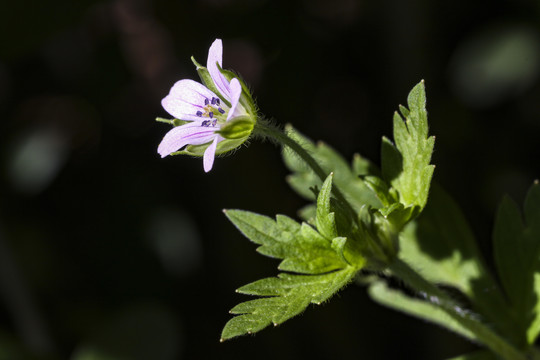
xmin=157 ymin=39 xmax=256 ymax=172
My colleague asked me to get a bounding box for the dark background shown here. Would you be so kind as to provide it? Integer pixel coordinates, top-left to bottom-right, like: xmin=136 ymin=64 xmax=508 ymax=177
xmin=1 ymin=0 xmax=540 ymax=359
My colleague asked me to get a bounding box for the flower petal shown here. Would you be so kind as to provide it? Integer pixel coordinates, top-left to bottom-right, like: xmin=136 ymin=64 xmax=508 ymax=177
xmin=203 ymin=137 xmax=219 ymax=172
xmin=226 ymin=78 xmax=245 ymax=121
xmin=207 ymin=39 xmax=231 ymax=101
xmin=162 ymin=79 xmax=219 ymax=120
xmin=157 ymin=121 xmax=217 ymax=157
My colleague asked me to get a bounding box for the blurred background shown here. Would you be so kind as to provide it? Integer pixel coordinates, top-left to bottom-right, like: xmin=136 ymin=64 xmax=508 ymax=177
xmin=1 ymin=0 xmax=540 ymax=359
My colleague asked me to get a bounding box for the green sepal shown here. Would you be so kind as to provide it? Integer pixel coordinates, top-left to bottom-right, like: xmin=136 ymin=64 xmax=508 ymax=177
xmin=156 ymin=117 xmax=189 ymax=127
xmin=216 ymin=64 xmax=257 ymax=116
xmin=171 ymin=137 xmax=247 ymax=158
xmin=216 ymin=116 xmax=254 ymax=139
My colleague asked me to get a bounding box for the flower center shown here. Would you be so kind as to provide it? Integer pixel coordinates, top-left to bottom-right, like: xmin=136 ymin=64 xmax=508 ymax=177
xmin=196 ymin=97 xmax=227 ymax=127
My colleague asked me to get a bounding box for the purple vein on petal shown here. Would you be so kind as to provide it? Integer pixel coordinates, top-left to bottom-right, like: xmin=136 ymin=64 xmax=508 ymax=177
xmin=162 ymin=79 xmax=219 ymax=119
xmin=157 ymin=122 xmax=217 ymax=157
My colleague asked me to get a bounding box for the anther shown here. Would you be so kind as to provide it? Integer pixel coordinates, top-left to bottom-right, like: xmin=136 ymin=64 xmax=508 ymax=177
xmin=211 ymin=97 xmax=217 ymax=105
xmin=196 ymin=111 xmax=203 ymax=117
xmin=209 ymin=112 xmax=214 ymax=118
xmin=211 ymin=119 xmax=217 ymax=126
xmin=218 ymin=108 xmax=225 ymax=114
xmin=215 ymin=98 xmax=220 ymax=105
xmin=204 ymin=98 xmax=209 ymax=105
xmin=202 ymin=120 xmax=210 ymax=127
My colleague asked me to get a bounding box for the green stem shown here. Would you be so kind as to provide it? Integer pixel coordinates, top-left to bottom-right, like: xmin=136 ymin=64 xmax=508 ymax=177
xmin=253 ymin=120 xmax=390 ymax=263
xmin=254 ymin=121 xmax=328 ymax=181
xmin=390 ymin=259 xmax=526 ymax=360
xmin=254 ymin=121 xmax=357 ymax=213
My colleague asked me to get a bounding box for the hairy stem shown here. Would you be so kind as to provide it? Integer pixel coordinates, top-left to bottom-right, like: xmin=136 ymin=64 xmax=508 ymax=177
xmin=390 ymin=259 xmax=526 ymax=360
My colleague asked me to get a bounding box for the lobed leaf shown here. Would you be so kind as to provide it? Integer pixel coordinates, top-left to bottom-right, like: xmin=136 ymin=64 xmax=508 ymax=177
xmin=224 ymin=210 xmax=345 ymax=275
xmin=381 ymin=80 xmax=435 ymax=211
xmin=221 ymin=267 xmax=357 ymax=340
xmin=493 ymin=182 xmax=540 ymax=346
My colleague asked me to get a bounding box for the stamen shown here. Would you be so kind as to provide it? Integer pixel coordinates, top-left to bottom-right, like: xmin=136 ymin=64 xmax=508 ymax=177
xmin=209 ymin=112 xmax=214 ymax=118
xmin=204 ymin=98 xmax=209 ymax=105
xmin=211 ymin=119 xmax=217 ymax=126
xmin=211 ymin=98 xmax=217 ymax=105
xmin=202 ymin=120 xmax=210 ymax=127
xmin=218 ymin=108 xmax=225 ymax=114
xmin=215 ymin=98 xmax=220 ymax=105
xmin=196 ymin=111 xmax=203 ymax=117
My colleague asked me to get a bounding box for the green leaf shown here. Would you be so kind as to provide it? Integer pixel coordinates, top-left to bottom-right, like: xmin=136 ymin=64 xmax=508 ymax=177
xmin=381 ymin=80 xmax=435 ymax=211
xmin=221 ymin=267 xmax=357 ymax=340
xmin=368 ymin=281 xmax=477 ymax=342
xmin=282 ymin=126 xmax=382 ymax=212
xmin=315 ymin=173 xmax=338 ymax=239
xmin=399 ymin=184 xmax=516 ymax=342
xmin=224 ymin=210 xmax=345 ymax=274
xmin=493 ymin=181 xmax=540 ymax=346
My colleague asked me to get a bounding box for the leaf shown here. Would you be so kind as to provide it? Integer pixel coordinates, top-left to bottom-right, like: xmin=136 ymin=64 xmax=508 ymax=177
xmin=221 ymin=267 xmax=357 ymax=340
xmin=381 ymin=80 xmax=435 ymax=211
xmin=399 ymin=184 xmax=516 ymax=342
xmin=315 ymin=173 xmax=338 ymax=240
xmin=368 ymin=281 xmax=476 ymax=342
xmin=224 ymin=210 xmax=345 ymax=274
xmin=282 ymin=126 xmax=382 ymax=212
xmin=493 ymin=181 xmax=540 ymax=346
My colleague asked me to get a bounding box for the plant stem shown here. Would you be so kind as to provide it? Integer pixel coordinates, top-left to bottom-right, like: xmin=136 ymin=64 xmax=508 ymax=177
xmin=390 ymin=259 xmax=526 ymax=360
xmin=254 ymin=121 xmax=328 ymax=180
xmin=254 ymin=121 xmax=358 ymax=213
xmin=253 ymin=120 xmax=391 ymax=263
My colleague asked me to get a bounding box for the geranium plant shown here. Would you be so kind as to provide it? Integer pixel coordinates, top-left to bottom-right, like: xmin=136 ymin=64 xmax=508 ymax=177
xmin=156 ymin=38 xmax=540 ymax=360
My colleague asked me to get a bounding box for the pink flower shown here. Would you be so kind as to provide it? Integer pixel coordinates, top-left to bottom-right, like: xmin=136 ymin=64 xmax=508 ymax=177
xmin=158 ymin=39 xmax=250 ymax=172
